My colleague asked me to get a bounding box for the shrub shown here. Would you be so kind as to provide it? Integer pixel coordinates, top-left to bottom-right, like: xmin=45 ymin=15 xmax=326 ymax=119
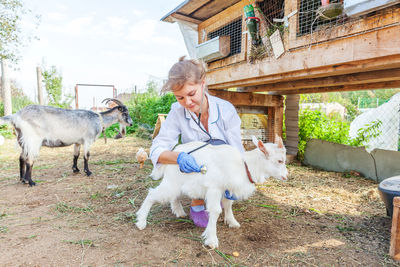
xmin=0 ymin=95 xmax=34 ymax=138
xmin=298 ymin=109 xmax=382 ymax=161
xmin=125 ymin=92 xmax=176 ymax=138
xmin=298 ymin=109 xmax=350 ymax=160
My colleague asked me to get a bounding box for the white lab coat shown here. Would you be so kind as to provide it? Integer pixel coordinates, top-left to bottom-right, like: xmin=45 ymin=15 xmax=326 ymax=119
xmin=150 ymin=93 xmax=244 ymax=167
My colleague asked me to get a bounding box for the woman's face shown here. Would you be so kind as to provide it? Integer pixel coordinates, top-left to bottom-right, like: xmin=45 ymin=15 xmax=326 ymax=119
xmin=173 ymin=81 xmax=205 ymax=114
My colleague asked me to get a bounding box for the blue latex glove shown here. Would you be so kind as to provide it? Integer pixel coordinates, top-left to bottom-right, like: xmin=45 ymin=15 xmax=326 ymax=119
xmin=177 ymin=152 xmax=201 ymax=173
xmin=224 ymin=190 xmax=238 ymax=200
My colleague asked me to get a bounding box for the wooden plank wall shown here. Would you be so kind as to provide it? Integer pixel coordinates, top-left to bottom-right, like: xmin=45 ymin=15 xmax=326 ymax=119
xmin=285 ymin=95 xmax=300 ymax=156
xmin=209 ymin=90 xmax=284 ymax=144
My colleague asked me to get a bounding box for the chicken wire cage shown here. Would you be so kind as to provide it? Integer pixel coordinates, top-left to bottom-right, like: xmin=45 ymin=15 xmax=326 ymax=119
xmin=256 ymin=0 xmax=285 ymax=35
xmin=240 ymin=113 xmax=269 ymax=150
xmin=297 ymin=0 xmax=400 ymax=38
xmin=208 ymin=18 xmax=243 ymax=58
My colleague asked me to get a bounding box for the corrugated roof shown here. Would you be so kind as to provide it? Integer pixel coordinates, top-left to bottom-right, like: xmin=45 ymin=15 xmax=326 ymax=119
xmin=161 ymin=0 xmax=241 ymax=24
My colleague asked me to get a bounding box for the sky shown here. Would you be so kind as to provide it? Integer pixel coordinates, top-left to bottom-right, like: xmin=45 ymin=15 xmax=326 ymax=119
xmin=10 ymin=0 xmax=187 ymax=108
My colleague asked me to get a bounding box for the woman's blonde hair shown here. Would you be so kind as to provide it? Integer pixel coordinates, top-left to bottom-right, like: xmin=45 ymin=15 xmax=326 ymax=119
xmin=162 ymin=56 xmax=207 ymax=92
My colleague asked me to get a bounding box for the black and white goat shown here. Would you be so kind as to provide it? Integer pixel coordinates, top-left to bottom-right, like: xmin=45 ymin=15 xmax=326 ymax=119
xmin=135 ymin=136 xmax=288 ymax=249
xmin=0 ymin=98 xmax=132 ymax=186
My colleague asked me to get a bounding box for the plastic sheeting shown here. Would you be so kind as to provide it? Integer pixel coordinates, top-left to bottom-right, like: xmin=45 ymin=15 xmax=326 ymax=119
xmin=349 ymin=93 xmax=400 ymax=152
xmin=344 ymin=0 xmax=400 ymax=17
xmin=172 ymin=18 xmax=198 ymax=59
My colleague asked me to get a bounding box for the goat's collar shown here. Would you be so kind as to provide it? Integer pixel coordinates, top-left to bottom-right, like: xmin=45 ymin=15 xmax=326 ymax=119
xmin=244 ymin=162 xmax=254 ymax=184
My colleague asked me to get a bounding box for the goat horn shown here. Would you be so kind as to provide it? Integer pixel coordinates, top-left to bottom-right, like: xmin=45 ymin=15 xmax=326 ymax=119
xmin=102 ymin=98 xmax=124 ymax=107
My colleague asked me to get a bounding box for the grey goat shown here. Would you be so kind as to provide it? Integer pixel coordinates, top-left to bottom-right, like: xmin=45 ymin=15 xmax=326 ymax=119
xmin=0 ymin=98 xmax=133 ymax=186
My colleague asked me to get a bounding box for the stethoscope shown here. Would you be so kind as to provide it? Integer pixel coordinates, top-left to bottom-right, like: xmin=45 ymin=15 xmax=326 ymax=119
xmin=187 ymin=83 xmax=212 ymax=155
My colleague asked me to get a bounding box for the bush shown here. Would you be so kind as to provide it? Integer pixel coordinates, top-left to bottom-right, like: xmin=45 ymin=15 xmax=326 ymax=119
xmin=0 ymin=95 xmax=34 ymax=138
xmin=298 ymin=109 xmax=383 ymax=161
xmin=298 ymin=109 xmax=350 ymax=160
xmin=125 ymin=92 xmax=176 ymax=137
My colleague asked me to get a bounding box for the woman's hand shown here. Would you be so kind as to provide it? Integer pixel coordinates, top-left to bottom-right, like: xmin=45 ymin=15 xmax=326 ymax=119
xmin=177 ymin=152 xmax=201 ymax=173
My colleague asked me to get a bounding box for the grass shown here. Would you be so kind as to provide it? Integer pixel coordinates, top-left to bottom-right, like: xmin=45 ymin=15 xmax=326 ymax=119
xmin=92 ymin=159 xmax=134 ymax=165
xmin=62 ymin=239 xmax=96 ymax=247
xmin=55 ymin=202 xmax=93 ymax=214
xmin=33 ymin=164 xmax=55 ymax=170
xmin=0 ymin=225 xmax=9 ymax=233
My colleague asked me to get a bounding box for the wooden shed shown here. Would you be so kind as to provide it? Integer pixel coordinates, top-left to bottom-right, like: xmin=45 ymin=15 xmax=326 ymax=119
xmin=162 ymin=0 xmax=400 ymax=156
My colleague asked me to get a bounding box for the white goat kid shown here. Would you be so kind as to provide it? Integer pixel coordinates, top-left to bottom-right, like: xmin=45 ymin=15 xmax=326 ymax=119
xmin=135 ymin=136 xmax=288 ymax=249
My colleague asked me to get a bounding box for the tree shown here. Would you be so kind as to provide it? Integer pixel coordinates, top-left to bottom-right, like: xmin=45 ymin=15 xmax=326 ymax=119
xmin=145 ymin=79 xmax=160 ymax=94
xmin=42 ymin=65 xmax=73 ymax=108
xmin=0 ymin=0 xmax=38 ymax=62
xmin=0 ymin=0 xmax=39 ymax=115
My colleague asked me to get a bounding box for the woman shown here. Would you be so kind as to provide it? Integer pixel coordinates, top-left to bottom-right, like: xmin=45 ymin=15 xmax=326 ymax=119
xmin=150 ymin=56 xmax=244 ymax=227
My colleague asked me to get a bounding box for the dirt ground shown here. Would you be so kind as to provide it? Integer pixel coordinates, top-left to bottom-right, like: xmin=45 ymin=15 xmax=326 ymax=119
xmin=0 ymin=136 xmax=399 ymax=266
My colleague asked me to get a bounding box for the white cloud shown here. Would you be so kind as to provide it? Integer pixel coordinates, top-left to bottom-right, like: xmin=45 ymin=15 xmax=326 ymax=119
xmin=131 ymin=9 xmax=144 ymax=17
xmin=47 ymin=12 xmax=67 ymax=20
xmin=127 ymin=19 xmax=157 ymax=41
xmin=64 ymin=16 xmax=94 ymax=35
xmin=152 ymin=36 xmax=178 ymax=45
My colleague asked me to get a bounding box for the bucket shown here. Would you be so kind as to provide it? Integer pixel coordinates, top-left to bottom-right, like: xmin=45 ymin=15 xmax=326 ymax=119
xmin=378 ymin=176 xmax=400 ymax=217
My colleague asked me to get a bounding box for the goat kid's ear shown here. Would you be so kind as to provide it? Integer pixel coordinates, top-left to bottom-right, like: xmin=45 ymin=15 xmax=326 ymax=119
xmin=258 ymin=140 xmax=269 ymax=157
xmin=252 ymin=135 xmax=269 ymax=157
xmin=275 ymin=134 xmax=284 ymax=149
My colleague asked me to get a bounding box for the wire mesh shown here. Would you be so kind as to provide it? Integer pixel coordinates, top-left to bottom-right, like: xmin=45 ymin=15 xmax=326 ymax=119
xmin=208 ymin=18 xmax=242 ymax=57
xmin=299 ymin=89 xmax=400 ymax=152
xmin=297 ymin=0 xmax=400 ymax=37
xmin=257 ymin=0 xmax=285 ymax=29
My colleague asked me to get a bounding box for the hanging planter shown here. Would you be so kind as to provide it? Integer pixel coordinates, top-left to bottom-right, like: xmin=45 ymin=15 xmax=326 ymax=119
xmin=317 ymin=1 xmax=344 ymax=20
xmin=244 ymin=4 xmax=262 ymax=46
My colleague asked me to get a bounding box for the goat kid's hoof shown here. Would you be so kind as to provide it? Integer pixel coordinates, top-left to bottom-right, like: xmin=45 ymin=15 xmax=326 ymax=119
xmin=225 ymin=218 xmax=240 ymax=228
xmin=135 ymin=220 xmax=147 ymax=230
xmin=85 ymin=170 xmax=92 ymax=176
xmin=29 ymin=181 xmax=36 ymax=186
xmin=203 ymin=237 xmax=218 ymax=249
xmin=72 ymin=168 xmax=80 ymax=173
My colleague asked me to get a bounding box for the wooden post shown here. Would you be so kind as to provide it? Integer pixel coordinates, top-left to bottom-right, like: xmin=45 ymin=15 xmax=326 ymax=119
xmin=36 ymin=66 xmax=44 ymax=105
xmin=267 ymin=107 xmax=275 ymax=143
xmin=285 ymin=94 xmax=300 ymax=156
xmin=152 ymin=114 xmax=167 ymax=139
xmin=1 ymin=59 xmax=12 ymax=116
xmin=75 ymin=85 xmax=79 ymax=109
xmin=390 ymin=197 xmax=400 ymax=260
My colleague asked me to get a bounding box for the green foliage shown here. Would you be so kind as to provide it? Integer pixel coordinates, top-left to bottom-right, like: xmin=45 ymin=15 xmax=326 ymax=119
xmin=42 ymin=65 xmax=73 ymax=108
xmin=0 ymin=0 xmax=39 ymax=62
xmin=348 ymin=120 xmax=382 ymax=147
xmin=100 ymin=123 xmax=120 ymax=138
xmin=298 ymin=109 xmax=350 ymax=160
xmin=0 ymin=124 xmax=13 ymax=138
xmin=125 ymin=92 xmax=176 ymax=137
xmin=298 ymin=109 xmax=383 ymax=161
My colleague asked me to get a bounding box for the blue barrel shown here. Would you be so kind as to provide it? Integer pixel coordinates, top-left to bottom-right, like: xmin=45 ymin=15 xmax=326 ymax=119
xmin=378 ymin=176 xmax=400 ymax=217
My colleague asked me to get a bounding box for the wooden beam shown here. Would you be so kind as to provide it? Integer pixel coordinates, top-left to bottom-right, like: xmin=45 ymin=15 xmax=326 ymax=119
xmin=171 ymin=13 xmax=203 ymax=24
xmin=270 ymin=80 xmax=400 ymax=95
xmin=178 ymin=0 xmax=210 ymax=15
xmin=238 ymin=68 xmax=400 ymax=92
xmin=209 ymin=90 xmax=284 ymax=107
xmin=236 ymin=107 xmax=268 ymax=114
